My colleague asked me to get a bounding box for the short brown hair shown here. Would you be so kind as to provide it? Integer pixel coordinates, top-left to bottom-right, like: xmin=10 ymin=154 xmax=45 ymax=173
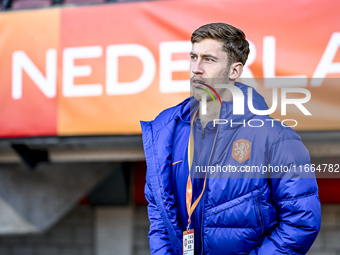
xmin=191 ymin=23 xmax=250 ymax=66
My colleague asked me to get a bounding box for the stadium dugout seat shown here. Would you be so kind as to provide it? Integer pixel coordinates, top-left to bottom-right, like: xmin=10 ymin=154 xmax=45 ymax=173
xmin=11 ymin=0 xmax=52 ymax=9
xmin=63 ymin=0 xmax=105 ymax=5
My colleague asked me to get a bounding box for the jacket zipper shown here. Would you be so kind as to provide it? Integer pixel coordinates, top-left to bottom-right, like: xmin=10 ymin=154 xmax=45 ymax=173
xmin=196 ymin=123 xmax=205 ymax=253
xmin=200 ymin=188 xmax=206 ymax=255
xmin=200 ymin=125 xmax=219 ymax=254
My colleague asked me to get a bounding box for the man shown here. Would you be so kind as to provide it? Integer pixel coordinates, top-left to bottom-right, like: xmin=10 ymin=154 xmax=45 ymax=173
xmin=141 ymin=23 xmax=321 ymax=255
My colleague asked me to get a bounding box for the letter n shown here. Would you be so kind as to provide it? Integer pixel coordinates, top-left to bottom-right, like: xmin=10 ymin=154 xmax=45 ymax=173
xmin=12 ymin=49 xmax=57 ymax=99
xmin=215 ymin=84 xmax=244 ymax=114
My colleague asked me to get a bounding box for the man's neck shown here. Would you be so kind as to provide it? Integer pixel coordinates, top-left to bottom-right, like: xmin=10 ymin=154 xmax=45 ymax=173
xmin=199 ymin=101 xmax=220 ymax=128
xmin=198 ymin=87 xmax=233 ymax=128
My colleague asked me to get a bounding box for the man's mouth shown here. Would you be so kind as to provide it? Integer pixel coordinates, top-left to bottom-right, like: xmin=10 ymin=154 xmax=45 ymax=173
xmin=192 ymin=79 xmax=206 ymax=87
xmin=190 ymin=79 xmax=223 ymax=105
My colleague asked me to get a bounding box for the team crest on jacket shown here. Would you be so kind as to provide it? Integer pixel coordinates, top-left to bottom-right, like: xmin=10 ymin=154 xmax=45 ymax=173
xmin=232 ymin=139 xmax=251 ymax=163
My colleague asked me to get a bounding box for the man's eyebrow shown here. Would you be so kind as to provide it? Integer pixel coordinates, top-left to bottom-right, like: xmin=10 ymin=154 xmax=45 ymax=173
xmin=189 ymin=52 xmax=218 ymax=59
xmin=201 ymin=54 xmax=218 ymax=60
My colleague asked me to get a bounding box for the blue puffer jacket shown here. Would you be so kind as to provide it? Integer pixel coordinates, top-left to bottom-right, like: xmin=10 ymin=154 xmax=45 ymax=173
xmin=141 ymin=83 xmax=321 ymax=255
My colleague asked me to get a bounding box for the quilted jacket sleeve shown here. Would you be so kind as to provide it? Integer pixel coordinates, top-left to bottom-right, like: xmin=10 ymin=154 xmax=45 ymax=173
xmin=250 ymin=130 xmax=321 ymax=255
xmin=145 ymin=175 xmax=176 ymax=255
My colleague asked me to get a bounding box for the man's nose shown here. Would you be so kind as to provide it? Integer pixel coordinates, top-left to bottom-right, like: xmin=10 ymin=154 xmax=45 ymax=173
xmin=191 ymin=60 xmax=203 ymax=74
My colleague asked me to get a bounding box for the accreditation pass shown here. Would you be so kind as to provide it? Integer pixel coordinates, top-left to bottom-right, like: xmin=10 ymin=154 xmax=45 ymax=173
xmin=183 ymin=229 xmax=194 ymax=255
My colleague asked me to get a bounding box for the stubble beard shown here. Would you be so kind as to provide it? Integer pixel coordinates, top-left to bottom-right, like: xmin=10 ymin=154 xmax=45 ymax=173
xmin=191 ymin=65 xmax=231 ymax=103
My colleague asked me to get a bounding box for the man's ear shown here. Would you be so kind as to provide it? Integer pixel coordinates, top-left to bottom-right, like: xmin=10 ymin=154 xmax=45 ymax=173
xmin=228 ymin=62 xmax=243 ymax=80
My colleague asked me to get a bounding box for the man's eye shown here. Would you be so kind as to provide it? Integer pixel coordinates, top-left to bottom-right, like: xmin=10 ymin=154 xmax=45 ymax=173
xmin=190 ymin=55 xmax=197 ymax=60
xmin=205 ymin=58 xmax=213 ymax=62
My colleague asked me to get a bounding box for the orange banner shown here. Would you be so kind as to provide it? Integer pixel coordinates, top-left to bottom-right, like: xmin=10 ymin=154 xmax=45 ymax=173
xmin=0 ymin=9 xmax=59 ymax=137
xmin=0 ymin=0 xmax=340 ymax=137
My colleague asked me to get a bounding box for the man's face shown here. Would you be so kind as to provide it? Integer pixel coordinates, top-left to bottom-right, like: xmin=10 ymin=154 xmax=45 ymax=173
xmin=190 ymin=38 xmax=231 ymax=102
